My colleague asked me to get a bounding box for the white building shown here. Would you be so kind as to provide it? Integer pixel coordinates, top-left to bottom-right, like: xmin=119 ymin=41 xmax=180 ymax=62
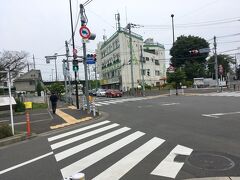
xmin=96 ymin=28 xmax=166 ymax=91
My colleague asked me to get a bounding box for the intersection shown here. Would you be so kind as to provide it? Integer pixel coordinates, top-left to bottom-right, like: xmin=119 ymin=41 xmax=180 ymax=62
xmin=1 ymin=93 xmax=240 ymax=180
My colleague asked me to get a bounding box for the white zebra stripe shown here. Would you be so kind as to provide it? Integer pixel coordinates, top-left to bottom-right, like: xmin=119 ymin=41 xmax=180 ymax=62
xmin=51 ymin=123 xmax=119 ymax=150
xmin=60 ymin=131 xmax=145 ymax=179
xmin=151 ymin=145 xmax=193 ymax=178
xmin=55 ymin=127 xmax=131 ymax=161
xmin=92 ymin=137 xmax=165 ymax=180
xmin=48 ymin=120 xmax=110 ymax=142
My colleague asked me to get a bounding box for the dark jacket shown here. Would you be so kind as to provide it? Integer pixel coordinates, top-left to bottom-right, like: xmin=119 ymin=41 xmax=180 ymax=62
xmin=50 ymin=94 xmax=58 ymax=105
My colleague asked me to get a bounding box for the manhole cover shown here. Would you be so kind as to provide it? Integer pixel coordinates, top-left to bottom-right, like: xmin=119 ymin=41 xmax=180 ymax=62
xmin=187 ymin=152 xmax=235 ymax=171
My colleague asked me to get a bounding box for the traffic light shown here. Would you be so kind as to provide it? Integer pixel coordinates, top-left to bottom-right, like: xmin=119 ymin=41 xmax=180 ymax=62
xmin=72 ymin=60 xmax=79 ymax=72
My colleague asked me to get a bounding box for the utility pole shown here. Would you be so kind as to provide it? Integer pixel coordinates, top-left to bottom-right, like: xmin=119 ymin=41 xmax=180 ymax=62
xmin=80 ymin=4 xmax=90 ymax=112
xmin=69 ymin=0 xmax=79 ymax=109
xmin=140 ymin=45 xmax=145 ymax=96
xmin=54 ymin=57 xmax=58 ymax=81
xmin=65 ymin=41 xmax=72 ymax=104
xmin=7 ymin=69 xmax=14 ymax=135
xmin=33 ymin=54 xmax=36 ymax=69
xmin=127 ymin=23 xmax=135 ymax=96
xmin=214 ymin=36 xmax=219 ymax=92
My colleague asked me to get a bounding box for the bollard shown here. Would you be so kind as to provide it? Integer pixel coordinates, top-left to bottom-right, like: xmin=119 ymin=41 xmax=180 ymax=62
xmin=63 ymin=173 xmax=85 ymax=180
xmin=71 ymin=173 xmax=85 ymax=180
xmin=82 ymin=96 xmax=86 ymax=111
xmin=92 ymin=98 xmax=96 ymax=117
xmin=26 ymin=110 xmax=31 ymax=137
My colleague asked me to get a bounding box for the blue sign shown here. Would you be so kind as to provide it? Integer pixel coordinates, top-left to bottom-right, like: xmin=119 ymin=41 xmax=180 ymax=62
xmin=86 ymin=57 xmax=95 ymax=64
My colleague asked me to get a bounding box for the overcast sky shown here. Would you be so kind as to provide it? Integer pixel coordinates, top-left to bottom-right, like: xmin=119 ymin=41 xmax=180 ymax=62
xmin=1 ymin=0 xmax=240 ymax=81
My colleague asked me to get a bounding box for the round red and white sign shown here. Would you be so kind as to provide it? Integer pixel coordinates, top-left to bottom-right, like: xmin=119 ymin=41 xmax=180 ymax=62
xmin=79 ymin=26 xmax=91 ymax=39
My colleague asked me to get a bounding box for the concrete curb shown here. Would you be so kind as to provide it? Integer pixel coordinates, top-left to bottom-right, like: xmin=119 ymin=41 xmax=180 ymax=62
xmin=186 ymin=177 xmax=240 ymax=180
xmin=0 ymin=132 xmax=37 ymax=147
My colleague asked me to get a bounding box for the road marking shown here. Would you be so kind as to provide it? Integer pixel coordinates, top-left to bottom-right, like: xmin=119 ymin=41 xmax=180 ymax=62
xmin=151 ymin=145 xmax=193 ymax=178
xmin=92 ymin=137 xmax=165 ymax=180
xmin=31 ymin=112 xmax=49 ymax=116
xmin=202 ymin=111 xmax=240 ymax=118
xmin=162 ymin=103 xmax=179 ymax=106
xmin=48 ymin=120 xmax=110 ymax=142
xmin=0 ymin=120 xmax=9 ymax=123
xmin=51 ymin=123 xmax=119 ymax=150
xmin=55 ymin=127 xmax=131 ymax=161
xmin=0 ymin=152 xmax=53 ymax=175
xmin=13 ymin=118 xmax=52 ymax=125
xmin=60 ymin=131 xmax=145 ymax=179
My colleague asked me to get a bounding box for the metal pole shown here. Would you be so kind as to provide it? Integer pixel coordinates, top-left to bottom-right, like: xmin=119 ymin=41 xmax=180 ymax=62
xmin=95 ymin=62 xmax=97 ymax=89
xmin=63 ymin=60 xmax=68 ymax=102
xmin=128 ymin=23 xmax=135 ymax=96
xmin=140 ymin=45 xmax=145 ymax=96
xmin=7 ymin=69 xmax=14 ymax=135
xmin=214 ymin=36 xmax=219 ymax=92
xmin=69 ymin=0 xmax=79 ymax=109
xmin=51 ymin=69 xmax=54 ymax=81
xmin=80 ymin=4 xmax=90 ymax=112
xmin=171 ymin=14 xmax=175 ymax=44
xmin=54 ymin=58 xmax=58 ymax=81
xmin=33 ymin=54 xmax=36 ymax=69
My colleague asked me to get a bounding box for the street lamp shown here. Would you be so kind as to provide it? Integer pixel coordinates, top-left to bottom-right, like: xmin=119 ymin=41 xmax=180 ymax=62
xmin=171 ymin=14 xmax=175 ymax=44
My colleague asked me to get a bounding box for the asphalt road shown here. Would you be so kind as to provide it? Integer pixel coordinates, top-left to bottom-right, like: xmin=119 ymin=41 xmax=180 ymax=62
xmin=0 ymin=92 xmax=240 ymax=180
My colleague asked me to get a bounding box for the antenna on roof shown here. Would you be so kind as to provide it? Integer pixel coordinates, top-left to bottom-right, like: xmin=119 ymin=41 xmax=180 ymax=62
xmin=115 ymin=13 xmax=121 ymax=31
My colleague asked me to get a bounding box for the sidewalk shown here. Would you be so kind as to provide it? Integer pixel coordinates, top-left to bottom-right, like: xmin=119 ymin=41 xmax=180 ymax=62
xmin=0 ymin=100 xmax=97 ymax=147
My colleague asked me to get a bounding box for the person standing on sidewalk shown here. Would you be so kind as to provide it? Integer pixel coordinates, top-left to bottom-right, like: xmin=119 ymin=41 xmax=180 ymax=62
xmin=50 ymin=92 xmax=58 ymax=114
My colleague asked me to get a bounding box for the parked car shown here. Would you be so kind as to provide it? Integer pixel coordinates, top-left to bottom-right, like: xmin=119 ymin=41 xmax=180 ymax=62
xmin=105 ymin=89 xmax=122 ymax=98
xmin=89 ymin=89 xmax=97 ymax=96
xmin=96 ymin=89 xmax=107 ymax=97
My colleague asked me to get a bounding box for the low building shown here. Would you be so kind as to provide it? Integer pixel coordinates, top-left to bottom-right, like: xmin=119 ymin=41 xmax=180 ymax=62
xmin=96 ymin=28 xmax=166 ymax=91
xmin=14 ymin=69 xmax=43 ymax=93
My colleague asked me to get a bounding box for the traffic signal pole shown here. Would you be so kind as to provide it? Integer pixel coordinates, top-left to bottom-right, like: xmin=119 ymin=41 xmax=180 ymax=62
xmin=69 ymin=0 xmax=79 ymax=109
xmin=80 ymin=4 xmax=90 ymax=112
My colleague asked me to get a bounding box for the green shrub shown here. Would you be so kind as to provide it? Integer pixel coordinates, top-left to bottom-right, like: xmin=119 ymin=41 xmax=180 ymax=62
xmin=0 ymin=123 xmax=13 ymax=139
xmin=15 ymin=99 xmax=25 ymax=112
xmin=32 ymin=103 xmax=48 ymax=109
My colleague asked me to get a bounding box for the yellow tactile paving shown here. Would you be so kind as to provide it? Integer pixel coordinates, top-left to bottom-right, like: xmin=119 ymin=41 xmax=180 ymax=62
xmin=50 ymin=109 xmax=93 ymax=129
xmin=56 ymin=109 xmax=78 ymax=124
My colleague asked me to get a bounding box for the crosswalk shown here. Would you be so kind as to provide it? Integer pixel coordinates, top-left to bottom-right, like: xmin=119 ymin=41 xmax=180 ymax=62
xmin=196 ymin=91 xmax=240 ymax=97
xmin=48 ymin=120 xmax=193 ymax=179
xmin=94 ymin=97 xmax=155 ymax=107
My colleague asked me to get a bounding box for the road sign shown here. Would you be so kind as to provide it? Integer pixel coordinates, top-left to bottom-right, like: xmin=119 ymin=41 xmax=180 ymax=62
xmin=79 ymin=26 xmax=91 ymax=39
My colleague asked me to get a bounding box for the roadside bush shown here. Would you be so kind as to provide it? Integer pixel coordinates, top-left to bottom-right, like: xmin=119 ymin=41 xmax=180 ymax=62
xmin=15 ymin=99 xmax=25 ymax=112
xmin=32 ymin=103 xmax=48 ymax=109
xmin=0 ymin=123 xmax=13 ymax=139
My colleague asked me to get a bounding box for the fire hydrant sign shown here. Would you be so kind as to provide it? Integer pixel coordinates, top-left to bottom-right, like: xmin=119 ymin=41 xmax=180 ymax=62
xmin=79 ymin=26 xmax=91 ymax=39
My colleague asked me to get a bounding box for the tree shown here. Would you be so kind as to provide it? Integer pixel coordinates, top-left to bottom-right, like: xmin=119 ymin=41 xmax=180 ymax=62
xmin=0 ymin=51 xmax=28 ymax=80
xmin=36 ymin=81 xmax=44 ymax=96
xmin=170 ymin=35 xmax=209 ymax=80
xmin=167 ymin=69 xmax=186 ymax=87
xmin=207 ymin=54 xmax=235 ymax=78
xmin=48 ymin=82 xmax=65 ymax=96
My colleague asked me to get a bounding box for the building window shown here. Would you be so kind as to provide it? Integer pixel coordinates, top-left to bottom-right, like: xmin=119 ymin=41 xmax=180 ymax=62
xmin=155 ymin=70 xmax=160 ymax=76
xmin=147 ymin=69 xmax=150 ymax=76
xmin=146 ymin=57 xmax=149 ymax=61
xmin=155 ymin=60 xmax=160 ymax=65
xmin=29 ymin=81 xmax=33 ymax=85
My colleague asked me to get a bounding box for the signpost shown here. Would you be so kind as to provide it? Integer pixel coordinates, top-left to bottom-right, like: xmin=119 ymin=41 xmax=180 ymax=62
xmin=79 ymin=26 xmax=91 ymax=39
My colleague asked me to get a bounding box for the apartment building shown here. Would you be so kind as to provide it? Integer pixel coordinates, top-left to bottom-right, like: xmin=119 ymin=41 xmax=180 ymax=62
xmin=96 ymin=28 xmax=166 ymax=91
